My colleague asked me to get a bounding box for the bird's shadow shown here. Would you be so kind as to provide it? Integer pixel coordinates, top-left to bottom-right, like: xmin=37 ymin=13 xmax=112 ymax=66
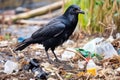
xmin=36 ymin=54 xmax=74 ymax=70
xmin=51 ymin=60 xmax=74 ymax=70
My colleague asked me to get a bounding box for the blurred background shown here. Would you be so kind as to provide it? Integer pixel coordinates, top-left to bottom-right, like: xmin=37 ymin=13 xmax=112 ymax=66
xmin=0 ymin=0 xmax=57 ymax=11
xmin=0 ymin=0 xmax=120 ymax=40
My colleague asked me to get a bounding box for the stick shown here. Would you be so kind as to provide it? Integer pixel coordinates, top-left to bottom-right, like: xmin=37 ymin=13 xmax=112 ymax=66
xmin=55 ymin=72 xmax=64 ymax=80
xmin=17 ymin=20 xmax=49 ymax=25
xmin=86 ymin=73 xmax=90 ymax=80
xmin=66 ymin=49 xmax=88 ymax=62
xmin=1 ymin=1 xmax=63 ymax=22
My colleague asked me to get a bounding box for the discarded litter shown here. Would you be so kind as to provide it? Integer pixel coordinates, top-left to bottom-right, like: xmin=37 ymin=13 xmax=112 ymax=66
xmin=76 ymin=48 xmax=103 ymax=60
xmin=0 ymin=41 xmax=8 ymax=47
xmin=83 ymin=37 xmax=104 ymax=53
xmin=61 ymin=48 xmax=76 ymax=60
xmin=116 ymin=33 xmax=120 ymax=39
xmin=78 ymin=60 xmax=86 ymax=69
xmin=4 ymin=60 xmax=19 ymax=74
xmin=23 ymin=58 xmax=48 ymax=79
xmin=76 ymin=48 xmax=90 ymax=57
xmin=17 ymin=37 xmax=25 ymax=42
xmin=86 ymin=59 xmax=97 ymax=76
xmin=106 ymin=36 xmax=114 ymax=42
xmin=83 ymin=37 xmax=118 ymax=59
xmin=97 ymin=41 xmax=118 ymax=59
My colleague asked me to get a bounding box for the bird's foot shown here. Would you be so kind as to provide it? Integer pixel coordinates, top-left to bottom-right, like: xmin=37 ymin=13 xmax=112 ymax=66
xmin=48 ymin=58 xmax=61 ymax=63
xmin=54 ymin=58 xmax=61 ymax=63
xmin=48 ymin=59 xmax=53 ymax=64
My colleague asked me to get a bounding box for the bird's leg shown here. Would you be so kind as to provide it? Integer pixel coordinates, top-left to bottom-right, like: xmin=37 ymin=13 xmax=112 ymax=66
xmin=45 ymin=51 xmax=50 ymax=60
xmin=45 ymin=48 xmax=52 ymax=63
xmin=51 ymin=48 xmax=61 ymax=62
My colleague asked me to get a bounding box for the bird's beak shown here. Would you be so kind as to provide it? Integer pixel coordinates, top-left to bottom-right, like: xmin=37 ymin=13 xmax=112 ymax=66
xmin=76 ymin=9 xmax=85 ymax=14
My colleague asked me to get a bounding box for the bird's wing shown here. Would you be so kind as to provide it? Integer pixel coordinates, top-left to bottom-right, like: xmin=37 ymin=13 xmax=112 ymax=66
xmin=31 ymin=21 xmax=65 ymax=39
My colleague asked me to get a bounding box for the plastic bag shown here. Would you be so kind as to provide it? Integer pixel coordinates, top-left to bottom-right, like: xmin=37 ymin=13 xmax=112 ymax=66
xmin=83 ymin=37 xmax=118 ymax=59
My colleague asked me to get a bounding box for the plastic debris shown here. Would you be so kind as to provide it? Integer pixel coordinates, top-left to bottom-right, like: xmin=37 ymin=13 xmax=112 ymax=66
xmin=96 ymin=41 xmax=118 ymax=59
xmin=4 ymin=60 xmax=19 ymax=74
xmin=116 ymin=33 xmax=120 ymax=39
xmin=61 ymin=48 xmax=76 ymax=60
xmin=76 ymin=48 xmax=90 ymax=57
xmin=83 ymin=37 xmax=118 ymax=59
xmin=17 ymin=37 xmax=25 ymax=42
xmin=106 ymin=36 xmax=114 ymax=42
xmin=86 ymin=59 xmax=97 ymax=76
xmin=76 ymin=48 xmax=103 ymax=60
xmin=0 ymin=41 xmax=8 ymax=47
xmin=83 ymin=37 xmax=104 ymax=53
xmin=24 ymin=58 xmax=49 ymax=79
xmin=78 ymin=60 xmax=86 ymax=69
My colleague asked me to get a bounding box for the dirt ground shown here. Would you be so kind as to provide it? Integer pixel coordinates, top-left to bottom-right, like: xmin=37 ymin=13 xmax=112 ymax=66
xmin=0 ymin=34 xmax=120 ymax=80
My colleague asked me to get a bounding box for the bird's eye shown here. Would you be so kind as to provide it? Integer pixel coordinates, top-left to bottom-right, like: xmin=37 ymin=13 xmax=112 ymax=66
xmin=74 ymin=8 xmax=79 ymax=11
xmin=73 ymin=8 xmax=77 ymax=11
xmin=75 ymin=8 xmax=78 ymax=10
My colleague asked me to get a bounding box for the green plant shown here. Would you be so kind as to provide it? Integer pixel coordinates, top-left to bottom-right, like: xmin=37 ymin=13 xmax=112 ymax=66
xmin=64 ymin=0 xmax=120 ymax=35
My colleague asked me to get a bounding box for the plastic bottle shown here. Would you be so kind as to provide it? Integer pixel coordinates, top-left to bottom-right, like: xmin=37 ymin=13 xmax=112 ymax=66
xmin=86 ymin=59 xmax=96 ymax=76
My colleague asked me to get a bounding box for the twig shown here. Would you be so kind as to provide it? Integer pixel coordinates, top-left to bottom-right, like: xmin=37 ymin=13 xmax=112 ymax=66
xmin=66 ymin=49 xmax=88 ymax=62
xmin=86 ymin=73 xmax=91 ymax=80
xmin=0 ymin=1 xmax=64 ymax=22
xmin=55 ymin=72 xmax=64 ymax=80
xmin=101 ymin=69 xmax=108 ymax=80
xmin=17 ymin=20 xmax=49 ymax=25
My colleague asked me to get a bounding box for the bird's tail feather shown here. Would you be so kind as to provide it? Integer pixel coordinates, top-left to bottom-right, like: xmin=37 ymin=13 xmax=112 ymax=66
xmin=14 ymin=38 xmax=32 ymax=51
xmin=14 ymin=42 xmax=30 ymax=51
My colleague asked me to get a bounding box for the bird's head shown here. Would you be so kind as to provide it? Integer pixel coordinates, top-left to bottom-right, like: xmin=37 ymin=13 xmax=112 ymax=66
xmin=64 ymin=5 xmax=85 ymax=16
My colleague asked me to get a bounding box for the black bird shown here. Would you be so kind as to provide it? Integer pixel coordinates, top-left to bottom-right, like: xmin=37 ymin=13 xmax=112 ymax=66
xmin=15 ymin=5 xmax=84 ymax=62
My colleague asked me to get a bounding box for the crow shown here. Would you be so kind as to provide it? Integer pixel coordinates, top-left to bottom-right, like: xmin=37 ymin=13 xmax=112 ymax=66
xmin=14 ymin=5 xmax=84 ymax=62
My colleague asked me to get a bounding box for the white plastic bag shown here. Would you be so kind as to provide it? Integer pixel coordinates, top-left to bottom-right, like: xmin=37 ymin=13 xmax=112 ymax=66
xmin=4 ymin=60 xmax=19 ymax=74
xmin=97 ymin=41 xmax=118 ymax=59
xmin=61 ymin=48 xmax=75 ymax=60
xmin=83 ymin=37 xmax=118 ymax=59
xmin=83 ymin=37 xmax=104 ymax=53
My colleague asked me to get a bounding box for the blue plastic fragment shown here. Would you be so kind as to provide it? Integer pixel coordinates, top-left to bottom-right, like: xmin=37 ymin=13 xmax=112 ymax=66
xmin=17 ymin=37 xmax=25 ymax=42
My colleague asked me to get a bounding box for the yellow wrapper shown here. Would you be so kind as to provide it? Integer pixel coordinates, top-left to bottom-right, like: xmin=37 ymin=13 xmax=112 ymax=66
xmin=87 ymin=68 xmax=96 ymax=76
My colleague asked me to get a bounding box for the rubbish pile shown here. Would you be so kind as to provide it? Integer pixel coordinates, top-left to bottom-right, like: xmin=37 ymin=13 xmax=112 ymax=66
xmin=0 ymin=33 xmax=120 ymax=79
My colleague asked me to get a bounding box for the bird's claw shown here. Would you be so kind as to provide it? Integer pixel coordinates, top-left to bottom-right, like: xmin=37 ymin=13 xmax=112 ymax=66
xmin=48 ymin=59 xmax=53 ymax=64
xmin=54 ymin=58 xmax=61 ymax=63
xmin=48 ymin=58 xmax=61 ymax=63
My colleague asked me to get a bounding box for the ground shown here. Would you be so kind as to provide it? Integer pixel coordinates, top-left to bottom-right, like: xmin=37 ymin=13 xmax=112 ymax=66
xmin=0 ymin=33 xmax=120 ymax=80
